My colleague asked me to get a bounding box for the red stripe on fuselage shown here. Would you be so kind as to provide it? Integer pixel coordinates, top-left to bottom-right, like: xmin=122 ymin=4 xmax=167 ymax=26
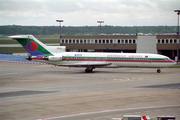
xmin=32 ymin=58 xmax=44 ymax=60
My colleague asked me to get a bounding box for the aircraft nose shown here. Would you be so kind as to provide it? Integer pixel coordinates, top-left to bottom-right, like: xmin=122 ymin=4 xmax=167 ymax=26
xmin=172 ymin=60 xmax=176 ymax=64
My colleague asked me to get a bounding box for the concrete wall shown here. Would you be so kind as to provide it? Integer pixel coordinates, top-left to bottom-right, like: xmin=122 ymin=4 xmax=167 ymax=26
xmin=136 ymin=36 xmax=157 ymax=53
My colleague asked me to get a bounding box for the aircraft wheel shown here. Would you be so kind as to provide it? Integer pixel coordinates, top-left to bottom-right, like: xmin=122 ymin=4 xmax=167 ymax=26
xmin=85 ymin=69 xmax=89 ymax=73
xmin=89 ymin=69 xmax=93 ymax=72
xmin=85 ymin=68 xmax=93 ymax=73
xmin=157 ymin=69 xmax=161 ymax=73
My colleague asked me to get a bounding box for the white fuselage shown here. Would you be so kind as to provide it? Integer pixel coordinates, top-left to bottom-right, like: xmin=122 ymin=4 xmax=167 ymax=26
xmin=33 ymin=52 xmax=176 ymax=68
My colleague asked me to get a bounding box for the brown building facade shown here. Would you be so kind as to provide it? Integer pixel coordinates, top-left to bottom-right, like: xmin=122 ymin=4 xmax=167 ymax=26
xmin=60 ymin=35 xmax=180 ymax=60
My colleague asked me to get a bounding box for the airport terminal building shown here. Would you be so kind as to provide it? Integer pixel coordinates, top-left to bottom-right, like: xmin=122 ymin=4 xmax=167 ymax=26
xmin=60 ymin=35 xmax=180 ymax=60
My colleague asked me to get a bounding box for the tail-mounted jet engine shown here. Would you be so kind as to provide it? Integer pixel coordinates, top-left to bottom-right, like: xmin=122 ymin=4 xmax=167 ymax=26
xmin=43 ymin=56 xmax=63 ymax=61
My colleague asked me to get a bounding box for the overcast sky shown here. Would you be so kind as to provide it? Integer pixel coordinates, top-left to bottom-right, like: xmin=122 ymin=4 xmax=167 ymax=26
xmin=0 ymin=0 xmax=179 ymax=26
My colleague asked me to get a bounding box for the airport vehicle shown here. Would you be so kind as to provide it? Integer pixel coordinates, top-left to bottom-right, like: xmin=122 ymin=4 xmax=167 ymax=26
xmin=9 ymin=35 xmax=176 ymax=73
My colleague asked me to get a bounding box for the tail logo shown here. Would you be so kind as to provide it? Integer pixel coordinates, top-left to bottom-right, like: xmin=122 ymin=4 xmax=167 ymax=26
xmin=27 ymin=41 xmax=38 ymax=52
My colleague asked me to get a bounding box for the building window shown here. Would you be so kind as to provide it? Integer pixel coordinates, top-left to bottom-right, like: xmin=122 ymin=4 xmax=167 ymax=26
xmin=91 ymin=39 xmax=94 ymax=43
xmin=114 ymin=39 xmax=117 ymax=43
xmin=158 ymin=39 xmax=161 ymax=43
xmin=122 ymin=39 xmax=124 ymax=43
xmin=84 ymin=39 xmax=86 ymax=43
xmin=88 ymin=40 xmax=90 ymax=43
xmin=129 ymin=39 xmax=132 ymax=44
xmin=170 ymin=39 xmax=173 ymax=43
xmin=106 ymin=40 xmax=109 ymax=44
xmin=174 ymin=39 xmax=177 ymax=43
xmin=65 ymin=39 xmax=68 ymax=43
xmin=125 ymin=39 xmax=128 ymax=43
xmin=73 ymin=39 xmax=75 ymax=43
xmin=162 ymin=39 xmax=164 ymax=43
xmin=133 ymin=39 xmax=136 ymax=43
xmin=80 ymin=39 xmax=83 ymax=43
xmin=103 ymin=40 xmax=105 ymax=43
xmin=166 ymin=39 xmax=169 ymax=43
xmin=118 ymin=40 xmax=120 ymax=43
xmin=61 ymin=39 xmax=64 ymax=43
xmin=95 ymin=39 xmax=98 ymax=43
xmin=110 ymin=39 xmax=113 ymax=43
xmin=69 ymin=39 xmax=71 ymax=43
xmin=76 ymin=40 xmax=79 ymax=43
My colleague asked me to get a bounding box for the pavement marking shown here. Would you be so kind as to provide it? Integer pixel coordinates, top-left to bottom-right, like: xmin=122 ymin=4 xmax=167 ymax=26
xmin=37 ymin=104 xmax=180 ymax=120
xmin=114 ymin=76 xmax=179 ymax=82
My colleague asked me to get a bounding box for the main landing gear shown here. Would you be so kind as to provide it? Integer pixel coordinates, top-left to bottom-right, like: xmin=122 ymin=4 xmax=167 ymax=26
xmin=85 ymin=66 xmax=94 ymax=73
xmin=157 ymin=68 xmax=161 ymax=73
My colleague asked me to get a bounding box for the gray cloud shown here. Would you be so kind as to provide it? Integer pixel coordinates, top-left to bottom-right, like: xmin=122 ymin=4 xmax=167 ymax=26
xmin=0 ymin=0 xmax=179 ymax=26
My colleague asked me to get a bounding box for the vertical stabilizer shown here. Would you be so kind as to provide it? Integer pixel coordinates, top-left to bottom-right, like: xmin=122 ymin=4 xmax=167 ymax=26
xmin=8 ymin=35 xmax=54 ymax=56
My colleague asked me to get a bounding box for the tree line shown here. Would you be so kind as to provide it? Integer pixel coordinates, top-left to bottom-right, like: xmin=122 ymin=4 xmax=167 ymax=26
xmin=0 ymin=25 xmax=178 ymax=35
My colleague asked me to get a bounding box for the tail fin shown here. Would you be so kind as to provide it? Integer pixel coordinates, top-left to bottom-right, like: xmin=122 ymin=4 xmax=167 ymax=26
xmin=8 ymin=35 xmax=54 ymax=56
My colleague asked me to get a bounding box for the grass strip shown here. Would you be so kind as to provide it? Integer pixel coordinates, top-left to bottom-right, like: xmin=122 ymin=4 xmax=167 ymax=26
xmin=0 ymin=47 xmax=26 ymax=53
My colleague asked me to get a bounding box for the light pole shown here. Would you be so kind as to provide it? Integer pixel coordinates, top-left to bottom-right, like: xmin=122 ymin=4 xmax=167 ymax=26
xmin=174 ymin=10 xmax=180 ymax=63
xmin=97 ymin=21 xmax=104 ymax=35
xmin=174 ymin=10 xmax=180 ymax=35
xmin=56 ymin=20 xmax=63 ymax=40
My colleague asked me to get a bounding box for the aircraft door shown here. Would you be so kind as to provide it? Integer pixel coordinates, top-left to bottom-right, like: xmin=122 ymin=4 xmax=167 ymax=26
xmin=145 ymin=56 xmax=151 ymax=67
xmin=146 ymin=55 xmax=152 ymax=63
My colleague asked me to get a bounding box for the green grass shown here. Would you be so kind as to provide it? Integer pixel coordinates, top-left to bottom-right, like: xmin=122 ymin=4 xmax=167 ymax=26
xmin=0 ymin=47 xmax=27 ymax=53
xmin=0 ymin=39 xmax=19 ymax=44
xmin=36 ymin=37 xmax=59 ymax=39
xmin=169 ymin=66 xmax=180 ymax=68
xmin=0 ymin=35 xmax=8 ymax=38
xmin=39 ymin=38 xmax=60 ymax=43
xmin=0 ymin=38 xmax=60 ymax=44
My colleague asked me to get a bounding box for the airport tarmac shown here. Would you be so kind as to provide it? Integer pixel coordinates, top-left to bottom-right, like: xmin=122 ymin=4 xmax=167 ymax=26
xmin=0 ymin=62 xmax=180 ymax=120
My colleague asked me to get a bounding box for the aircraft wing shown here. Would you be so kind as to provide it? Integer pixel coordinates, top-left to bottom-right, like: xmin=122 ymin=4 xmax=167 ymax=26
xmin=59 ymin=62 xmax=111 ymax=67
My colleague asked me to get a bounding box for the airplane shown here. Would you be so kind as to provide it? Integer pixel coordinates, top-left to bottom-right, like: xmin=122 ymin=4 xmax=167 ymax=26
xmin=8 ymin=35 xmax=176 ymax=73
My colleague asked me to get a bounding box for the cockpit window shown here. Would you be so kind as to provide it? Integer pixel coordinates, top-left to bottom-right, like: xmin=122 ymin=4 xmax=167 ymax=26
xmin=165 ymin=57 xmax=170 ymax=61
